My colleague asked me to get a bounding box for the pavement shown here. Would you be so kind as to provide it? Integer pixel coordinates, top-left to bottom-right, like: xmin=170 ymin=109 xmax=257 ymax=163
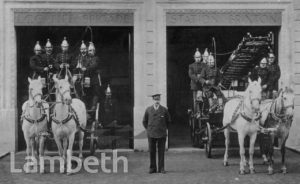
xmin=1 ymin=148 xmax=300 ymax=184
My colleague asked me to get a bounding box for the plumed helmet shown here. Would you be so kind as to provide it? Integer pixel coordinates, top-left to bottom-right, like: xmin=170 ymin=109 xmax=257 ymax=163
xmin=194 ymin=48 xmax=201 ymax=57
xmin=80 ymin=40 xmax=87 ymax=49
xmin=34 ymin=41 xmax=42 ymax=51
xmin=88 ymin=42 xmax=95 ymax=51
xmin=203 ymin=48 xmax=209 ymax=57
xmin=268 ymin=52 xmax=275 ymax=58
xmin=45 ymin=38 xmax=52 ymax=47
xmin=61 ymin=37 xmax=69 ymax=47
xmin=106 ymin=84 xmax=111 ymax=95
xmin=208 ymin=52 xmax=215 ymax=63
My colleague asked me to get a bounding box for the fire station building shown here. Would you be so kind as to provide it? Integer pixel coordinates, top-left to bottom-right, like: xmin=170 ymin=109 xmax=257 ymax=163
xmin=0 ymin=0 xmax=300 ymax=153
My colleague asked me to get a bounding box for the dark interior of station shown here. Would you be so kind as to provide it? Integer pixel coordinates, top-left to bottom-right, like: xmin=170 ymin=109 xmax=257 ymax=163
xmin=16 ymin=26 xmax=280 ymax=150
xmin=167 ymin=26 xmax=279 ymax=148
xmin=16 ymin=26 xmax=134 ymax=150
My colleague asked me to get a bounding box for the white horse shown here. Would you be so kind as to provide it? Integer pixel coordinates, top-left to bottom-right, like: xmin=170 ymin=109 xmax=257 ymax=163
xmin=21 ymin=77 xmax=49 ymax=173
xmin=51 ymin=74 xmax=87 ymax=175
xmin=259 ymin=87 xmax=294 ymax=174
xmin=223 ymin=78 xmax=262 ymax=174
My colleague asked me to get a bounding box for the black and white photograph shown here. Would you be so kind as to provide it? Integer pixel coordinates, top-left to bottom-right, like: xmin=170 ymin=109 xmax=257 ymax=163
xmin=0 ymin=0 xmax=300 ymax=183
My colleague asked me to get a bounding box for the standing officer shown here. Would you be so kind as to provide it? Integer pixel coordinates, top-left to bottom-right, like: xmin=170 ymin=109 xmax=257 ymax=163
xmin=54 ymin=37 xmax=74 ymax=79
xmin=41 ymin=39 xmax=57 ymax=75
xmin=30 ymin=41 xmax=48 ymax=79
xmin=188 ymin=48 xmax=207 ymax=115
xmin=85 ymin=42 xmax=104 ymax=111
xmin=71 ymin=40 xmax=89 ymax=98
xmin=143 ymin=93 xmax=171 ymax=174
xmin=200 ymin=53 xmax=223 ymax=112
xmin=41 ymin=39 xmax=57 ymax=101
xmin=249 ymin=58 xmax=270 ymax=99
xmin=267 ymin=52 xmax=281 ymax=99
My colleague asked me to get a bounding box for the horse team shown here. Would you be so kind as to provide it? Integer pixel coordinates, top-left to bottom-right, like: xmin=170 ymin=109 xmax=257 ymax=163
xmin=222 ymin=77 xmax=295 ymax=175
xmin=22 ymin=74 xmax=87 ymax=175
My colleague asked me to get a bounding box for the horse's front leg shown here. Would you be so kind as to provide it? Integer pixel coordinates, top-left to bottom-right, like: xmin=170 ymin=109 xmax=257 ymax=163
xmin=259 ymin=134 xmax=268 ymax=164
xmin=39 ymin=135 xmax=46 ymax=173
xmin=53 ymin=135 xmax=64 ymax=173
xmin=281 ymin=138 xmax=288 ymax=174
xmin=223 ymin=128 xmax=230 ymax=166
xmin=67 ymin=132 xmax=76 ymax=175
xmin=249 ymin=132 xmax=258 ymax=174
xmin=238 ymin=132 xmax=246 ymax=175
xmin=30 ymin=137 xmax=38 ymax=167
xmin=24 ymin=135 xmax=32 ymax=173
xmin=63 ymin=138 xmax=68 ymax=161
xmin=267 ymin=134 xmax=275 ymax=175
xmin=78 ymin=130 xmax=84 ymax=159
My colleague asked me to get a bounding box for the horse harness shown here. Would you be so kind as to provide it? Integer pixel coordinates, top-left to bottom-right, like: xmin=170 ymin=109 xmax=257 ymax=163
xmin=51 ymin=105 xmax=80 ymax=127
xmin=230 ymin=97 xmax=262 ymax=124
xmin=21 ymin=97 xmax=47 ymax=124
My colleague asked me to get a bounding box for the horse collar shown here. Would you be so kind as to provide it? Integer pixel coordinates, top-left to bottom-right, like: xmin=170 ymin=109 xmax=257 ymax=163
xmin=240 ymin=100 xmax=261 ymax=123
xmin=22 ymin=102 xmax=47 ymax=124
xmin=52 ymin=105 xmax=80 ymax=127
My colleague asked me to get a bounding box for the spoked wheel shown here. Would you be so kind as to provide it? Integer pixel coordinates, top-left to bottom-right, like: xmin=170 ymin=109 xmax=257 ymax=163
xmin=205 ymin=122 xmax=212 ymax=158
xmin=90 ymin=121 xmax=98 ymax=155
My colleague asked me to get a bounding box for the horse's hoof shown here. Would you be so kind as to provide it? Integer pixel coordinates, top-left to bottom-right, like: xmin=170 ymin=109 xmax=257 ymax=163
xmin=268 ymin=170 xmax=274 ymax=175
xmin=224 ymin=162 xmax=229 ymax=167
xmin=24 ymin=168 xmax=30 ymax=174
xmin=239 ymin=170 xmax=246 ymax=175
xmin=60 ymin=167 xmax=65 ymax=173
xmin=250 ymin=169 xmax=256 ymax=174
xmin=67 ymin=171 xmax=74 ymax=176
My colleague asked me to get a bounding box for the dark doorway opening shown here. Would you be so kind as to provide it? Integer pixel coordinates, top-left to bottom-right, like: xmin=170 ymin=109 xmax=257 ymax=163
xmin=167 ymin=26 xmax=279 ymax=148
xmin=16 ymin=26 xmax=134 ymax=150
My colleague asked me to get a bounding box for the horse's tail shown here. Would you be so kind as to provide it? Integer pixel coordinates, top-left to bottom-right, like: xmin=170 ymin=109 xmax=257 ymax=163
xmin=215 ymin=124 xmax=230 ymax=133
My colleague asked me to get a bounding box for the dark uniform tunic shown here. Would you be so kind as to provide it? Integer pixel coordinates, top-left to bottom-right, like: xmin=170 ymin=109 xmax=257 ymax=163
xmin=71 ymin=54 xmax=89 ymax=74
xmin=41 ymin=53 xmax=57 ymax=74
xmin=250 ymin=66 xmax=270 ymax=99
xmin=143 ymin=105 xmax=171 ymax=172
xmin=143 ymin=105 xmax=171 ymax=138
xmin=54 ymin=52 xmax=74 ymax=79
xmin=188 ymin=62 xmax=207 ymax=90
xmin=81 ymin=55 xmax=104 ymax=109
xmin=267 ymin=64 xmax=281 ymax=92
xmin=250 ymin=66 xmax=270 ymax=86
xmin=188 ymin=62 xmax=207 ymax=112
xmin=200 ymin=66 xmax=223 ymax=98
xmin=29 ymin=54 xmax=47 ymax=78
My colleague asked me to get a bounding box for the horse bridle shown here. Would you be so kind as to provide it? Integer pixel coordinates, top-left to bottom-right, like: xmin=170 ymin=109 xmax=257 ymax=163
xmin=279 ymin=91 xmax=294 ymax=115
xmin=57 ymin=87 xmax=71 ymax=104
xmin=29 ymin=88 xmax=43 ymax=106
